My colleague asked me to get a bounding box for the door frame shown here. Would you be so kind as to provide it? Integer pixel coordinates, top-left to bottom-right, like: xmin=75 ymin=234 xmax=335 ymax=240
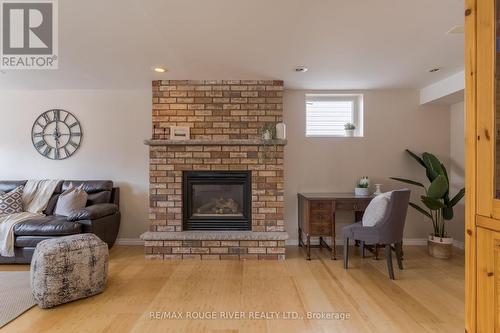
xmin=465 ymin=0 xmax=477 ymax=331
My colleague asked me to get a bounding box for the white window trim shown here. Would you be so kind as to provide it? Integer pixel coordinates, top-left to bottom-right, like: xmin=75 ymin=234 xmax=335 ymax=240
xmin=305 ymin=93 xmax=364 ymax=138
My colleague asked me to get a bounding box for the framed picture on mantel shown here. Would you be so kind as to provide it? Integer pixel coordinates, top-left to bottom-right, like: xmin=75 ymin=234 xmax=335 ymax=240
xmin=170 ymin=126 xmax=190 ymax=140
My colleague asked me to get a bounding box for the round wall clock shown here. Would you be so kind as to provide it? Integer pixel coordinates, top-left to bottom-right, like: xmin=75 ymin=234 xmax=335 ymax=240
xmin=31 ymin=109 xmax=83 ymax=160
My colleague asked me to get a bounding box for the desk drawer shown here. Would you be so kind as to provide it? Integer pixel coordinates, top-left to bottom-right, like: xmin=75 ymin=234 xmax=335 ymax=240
xmin=310 ymin=223 xmax=332 ymax=236
xmin=310 ymin=200 xmax=333 ymax=211
xmin=309 ymin=210 xmax=333 ymax=224
xmin=335 ymin=200 xmax=370 ymax=211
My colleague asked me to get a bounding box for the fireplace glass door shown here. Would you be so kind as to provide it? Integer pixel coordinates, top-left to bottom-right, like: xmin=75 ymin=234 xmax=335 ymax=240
xmin=192 ymin=184 xmax=244 ymax=217
xmin=183 ymin=171 xmax=251 ymax=230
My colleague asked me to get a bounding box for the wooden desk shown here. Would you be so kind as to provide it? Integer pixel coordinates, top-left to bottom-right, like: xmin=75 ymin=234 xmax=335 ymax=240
xmin=297 ymin=193 xmax=374 ymax=260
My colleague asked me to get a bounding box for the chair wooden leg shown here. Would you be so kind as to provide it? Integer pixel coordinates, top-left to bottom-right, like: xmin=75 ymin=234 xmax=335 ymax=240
xmin=374 ymin=244 xmax=380 ymax=260
xmin=306 ymin=234 xmax=311 ymax=260
xmin=385 ymin=244 xmax=395 ymax=280
xmin=343 ymin=238 xmax=349 ymax=269
xmin=395 ymin=242 xmax=403 ymax=270
xmin=360 ymin=241 xmax=365 ymax=258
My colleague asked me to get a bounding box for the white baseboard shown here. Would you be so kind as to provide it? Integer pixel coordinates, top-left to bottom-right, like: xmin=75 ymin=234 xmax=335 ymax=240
xmin=401 ymin=238 xmax=428 ymax=246
xmin=115 ymin=238 xmax=144 ymax=246
xmin=453 ymin=240 xmax=464 ymax=249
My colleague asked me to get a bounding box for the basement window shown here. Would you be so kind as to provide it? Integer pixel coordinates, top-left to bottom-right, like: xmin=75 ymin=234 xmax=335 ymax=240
xmin=305 ymin=94 xmax=364 ymax=137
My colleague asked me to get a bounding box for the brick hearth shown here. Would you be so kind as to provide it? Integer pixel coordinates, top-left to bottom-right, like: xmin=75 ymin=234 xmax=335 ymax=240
xmin=142 ymin=80 xmax=288 ymax=260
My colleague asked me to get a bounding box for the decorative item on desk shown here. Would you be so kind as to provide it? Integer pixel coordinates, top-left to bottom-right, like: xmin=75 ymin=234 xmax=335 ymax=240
xmin=390 ymin=149 xmax=465 ymax=259
xmin=260 ymin=123 xmax=275 ymax=141
xmin=374 ymin=184 xmax=382 ymax=195
xmin=276 ymin=123 xmax=286 ymax=140
xmin=344 ymin=123 xmax=356 ymax=137
xmin=355 ymin=177 xmax=370 ymax=196
xmin=169 ymin=126 xmax=190 ymax=140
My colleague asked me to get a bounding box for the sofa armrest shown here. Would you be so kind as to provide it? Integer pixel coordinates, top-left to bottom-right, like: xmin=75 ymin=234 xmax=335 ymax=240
xmin=67 ymin=203 xmax=118 ymax=222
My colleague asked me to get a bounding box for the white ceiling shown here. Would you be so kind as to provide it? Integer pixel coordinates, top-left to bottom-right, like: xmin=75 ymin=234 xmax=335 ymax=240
xmin=0 ymin=0 xmax=465 ymax=90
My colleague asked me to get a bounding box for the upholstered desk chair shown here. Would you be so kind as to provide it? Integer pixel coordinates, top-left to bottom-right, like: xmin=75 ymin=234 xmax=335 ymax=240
xmin=342 ymin=189 xmax=411 ymax=279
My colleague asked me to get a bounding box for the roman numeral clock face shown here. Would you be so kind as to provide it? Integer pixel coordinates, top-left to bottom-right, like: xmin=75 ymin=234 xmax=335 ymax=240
xmin=31 ymin=109 xmax=83 ymax=160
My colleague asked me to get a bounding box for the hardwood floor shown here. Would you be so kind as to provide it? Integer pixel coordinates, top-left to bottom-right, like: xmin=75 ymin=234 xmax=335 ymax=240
xmin=1 ymin=245 xmax=464 ymax=333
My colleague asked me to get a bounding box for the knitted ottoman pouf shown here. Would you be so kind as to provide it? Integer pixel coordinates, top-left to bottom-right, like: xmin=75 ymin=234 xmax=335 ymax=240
xmin=30 ymin=234 xmax=109 ymax=308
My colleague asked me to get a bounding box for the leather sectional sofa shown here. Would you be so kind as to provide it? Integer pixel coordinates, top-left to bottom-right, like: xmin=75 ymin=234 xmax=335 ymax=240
xmin=0 ymin=180 xmax=121 ymax=264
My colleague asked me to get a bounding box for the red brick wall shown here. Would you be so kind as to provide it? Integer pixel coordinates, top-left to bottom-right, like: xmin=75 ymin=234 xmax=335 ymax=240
xmin=144 ymin=240 xmax=286 ymax=260
xmin=149 ymin=80 xmax=285 ymax=233
xmin=152 ymin=80 xmax=283 ymax=140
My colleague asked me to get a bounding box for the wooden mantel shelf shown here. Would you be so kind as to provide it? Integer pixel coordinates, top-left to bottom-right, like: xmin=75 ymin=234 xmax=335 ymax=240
xmin=144 ymin=139 xmax=287 ymax=146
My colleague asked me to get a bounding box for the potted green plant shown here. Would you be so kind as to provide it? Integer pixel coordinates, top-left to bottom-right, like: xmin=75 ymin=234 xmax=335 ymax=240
xmin=355 ymin=177 xmax=370 ymax=196
xmin=260 ymin=123 xmax=275 ymax=141
xmin=391 ymin=149 xmax=465 ymax=259
xmin=344 ymin=123 xmax=356 ymax=137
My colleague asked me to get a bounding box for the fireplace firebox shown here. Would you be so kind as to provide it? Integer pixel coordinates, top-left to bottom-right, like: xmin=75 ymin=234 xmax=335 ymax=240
xmin=183 ymin=171 xmax=252 ymax=230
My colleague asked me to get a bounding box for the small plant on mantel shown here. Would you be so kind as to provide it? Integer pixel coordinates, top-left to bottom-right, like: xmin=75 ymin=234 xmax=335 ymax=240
xmin=260 ymin=123 xmax=275 ymax=141
xmin=259 ymin=123 xmax=277 ymax=161
xmin=390 ymin=149 xmax=465 ymax=259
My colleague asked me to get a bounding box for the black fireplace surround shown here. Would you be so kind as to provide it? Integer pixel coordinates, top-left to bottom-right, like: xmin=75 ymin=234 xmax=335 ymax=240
xmin=183 ymin=171 xmax=252 ymax=230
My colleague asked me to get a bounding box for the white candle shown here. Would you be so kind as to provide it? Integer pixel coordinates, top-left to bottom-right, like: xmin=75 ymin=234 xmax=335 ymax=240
xmin=276 ymin=123 xmax=286 ymax=140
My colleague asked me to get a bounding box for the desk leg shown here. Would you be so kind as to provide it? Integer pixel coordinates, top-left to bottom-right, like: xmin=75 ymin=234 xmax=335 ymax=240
xmin=353 ymin=211 xmax=361 ymax=248
xmin=332 ymin=212 xmax=337 ymax=260
xmin=306 ymin=234 xmax=311 ymax=260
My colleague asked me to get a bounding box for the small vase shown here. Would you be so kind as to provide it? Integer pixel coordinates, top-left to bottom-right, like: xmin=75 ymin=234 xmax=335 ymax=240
xmin=355 ymin=187 xmax=369 ymax=196
xmin=262 ymin=131 xmax=272 ymax=141
xmin=374 ymin=184 xmax=382 ymax=195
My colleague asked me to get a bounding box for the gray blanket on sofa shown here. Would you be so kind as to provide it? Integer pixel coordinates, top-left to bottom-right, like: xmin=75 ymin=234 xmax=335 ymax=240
xmin=0 ymin=180 xmax=60 ymax=257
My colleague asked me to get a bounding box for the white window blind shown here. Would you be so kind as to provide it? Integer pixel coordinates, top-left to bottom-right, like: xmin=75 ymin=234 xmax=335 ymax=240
xmin=306 ymin=98 xmax=357 ymax=137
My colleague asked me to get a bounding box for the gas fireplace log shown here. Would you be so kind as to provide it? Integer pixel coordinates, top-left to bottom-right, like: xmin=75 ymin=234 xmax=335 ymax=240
xmin=197 ymin=198 xmax=240 ymax=215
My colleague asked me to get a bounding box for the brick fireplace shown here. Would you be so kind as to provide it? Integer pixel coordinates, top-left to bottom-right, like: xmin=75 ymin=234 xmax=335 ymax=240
xmin=142 ymin=80 xmax=288 ymax=260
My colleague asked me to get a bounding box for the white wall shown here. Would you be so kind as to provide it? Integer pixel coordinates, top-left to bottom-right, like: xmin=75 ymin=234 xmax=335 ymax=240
xmin=0 ymin=88 xmax=454 ymax=243
xmin=448 ymin=101 xmax=465 ymax=242
xmin=0 ymin=90 xmax=151 ymax=240
xmin=284 ymin=90 xmax=451 ymax=242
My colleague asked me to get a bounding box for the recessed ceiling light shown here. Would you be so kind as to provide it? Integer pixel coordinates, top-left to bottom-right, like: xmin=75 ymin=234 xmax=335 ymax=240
xmin=429 ymin=67 xmax=441 ymax=73
xmin=152 ymin=67 xmax=167 ymax=73
xmin=447 ymin=25 xmax=464 ymax=34
xmin=295 ymin=66 xmax=308 ymax=73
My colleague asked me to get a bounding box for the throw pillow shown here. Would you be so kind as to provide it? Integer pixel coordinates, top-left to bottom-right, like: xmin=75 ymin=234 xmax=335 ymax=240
xmin=86 ymin=191 xmax=111 ymax=206
xmin=362 ymin=192 xmax=392 ymax=227
xmin=54 ymin=186 xmax=88 ymax=217
xmin=0 ymin=186 xmax=24 ymax=215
